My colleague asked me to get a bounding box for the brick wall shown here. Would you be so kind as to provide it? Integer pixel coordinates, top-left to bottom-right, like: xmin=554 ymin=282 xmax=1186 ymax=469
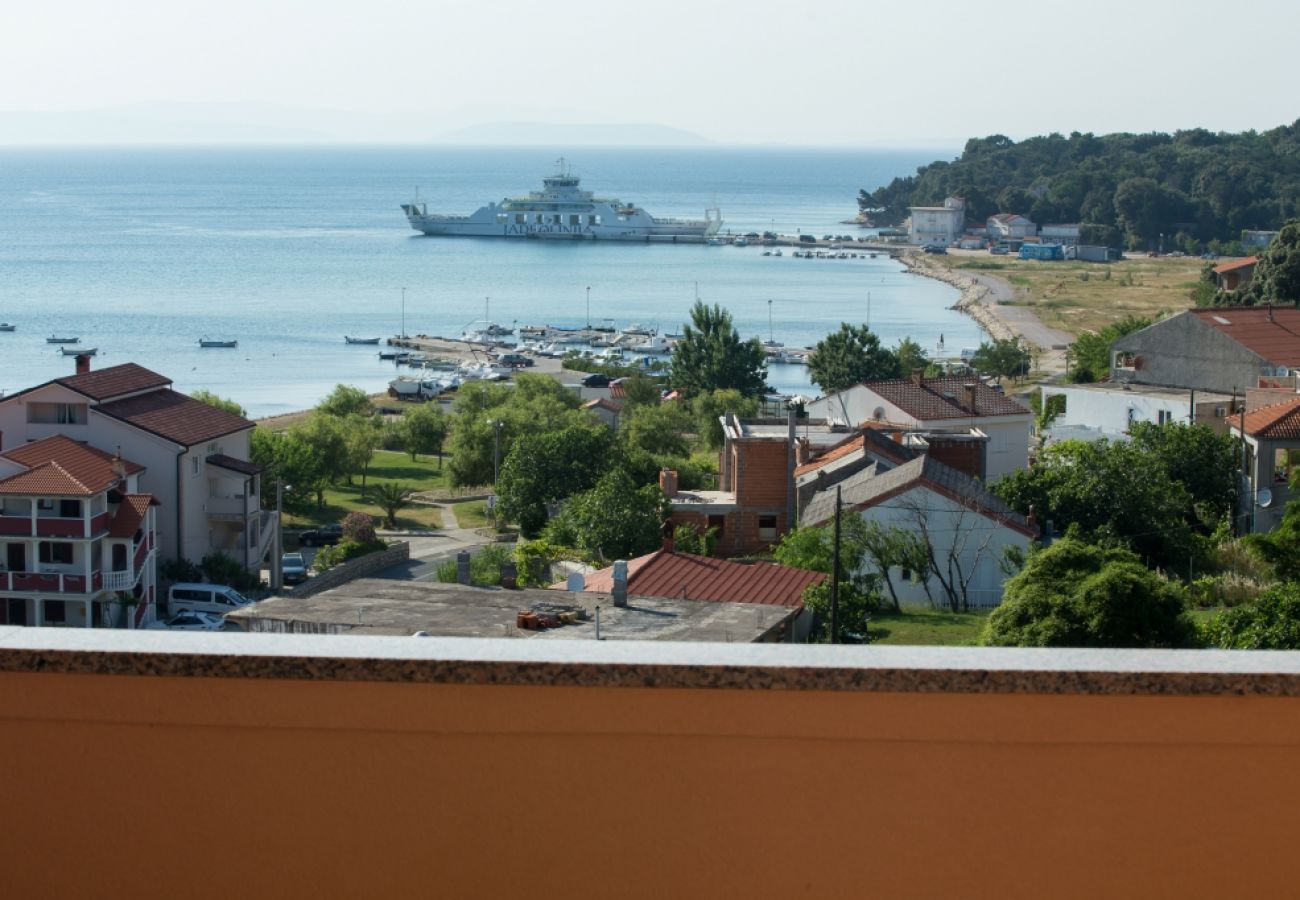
xmin=289 ymin=541 xmax=410 ymax=599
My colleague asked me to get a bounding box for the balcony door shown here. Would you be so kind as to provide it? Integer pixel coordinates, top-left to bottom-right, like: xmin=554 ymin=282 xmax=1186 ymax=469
xmin=7 ymin=543 xmax=24 ymax=572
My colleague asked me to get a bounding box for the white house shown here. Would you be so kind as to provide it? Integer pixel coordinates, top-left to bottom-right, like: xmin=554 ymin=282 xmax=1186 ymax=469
xmin=908 ymin=197 xmax=966 ymax=246
xmin=0 ymin=435 xmax=158 ymax=628
xmin=802 ymin=457 xmax=1034 ymax=609
xmin=802 ymin=375 xmax=1033 ymax=481
xmin=987 ymin=213 xmax=1038 ymax=241
xmin=0 ymin=360 xmax=275 ymax=574
xmin=1040 ymin=382 xmax=1238 ymax=445
xmin=1040 ymin=223 xmax=1081 ymax=245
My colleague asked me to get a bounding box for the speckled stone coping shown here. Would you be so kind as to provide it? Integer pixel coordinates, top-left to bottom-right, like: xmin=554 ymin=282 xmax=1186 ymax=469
xmin=4 ymin=627 xmax=1300 ymax=695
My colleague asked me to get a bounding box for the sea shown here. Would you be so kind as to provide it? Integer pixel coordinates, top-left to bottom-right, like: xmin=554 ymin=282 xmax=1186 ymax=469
xmin=0 ymin=145 xmax=977 ymax=419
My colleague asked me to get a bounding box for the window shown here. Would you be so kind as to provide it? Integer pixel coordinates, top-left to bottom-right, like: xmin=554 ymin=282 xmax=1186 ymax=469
xmin=1115 ymin=351 xmax=1138 ymax=370
xmin=569 ymin=214 xmax=580 ymax=226
xmin=515 ymin=214 xmax=525 ymax=225
xmin=2 ymin=498 xmax=31 ymax=517
xmin=26 ymin=402 xmax=88 ymax=425
xmin=707 ymin=514 xmax=726 ymax=540
xmin=43 ymin=600 xmax=66 ymax=624
xmin=534 ymin=214 xmax=543 ymax=224
xmin=758 ymin=515 xmax=778 ymax=541
xmin=37 ymin=499 xmax=54 ymax=511
xmin=59 ymin=499 xmax=80 ymax=518
xmin=39 ymin=542 xmax=74 ymax=565
xmin=588 ymin=215 xmax=600 ymax=226
xmin=192 ymin=456 xmax=200 ymax=476
xmin=1157 ymin=410 xmax=1172 ymax=426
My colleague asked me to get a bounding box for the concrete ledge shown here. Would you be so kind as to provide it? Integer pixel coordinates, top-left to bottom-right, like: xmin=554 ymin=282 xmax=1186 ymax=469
xmin=2 ymin=627 xmax=1300 ymax=695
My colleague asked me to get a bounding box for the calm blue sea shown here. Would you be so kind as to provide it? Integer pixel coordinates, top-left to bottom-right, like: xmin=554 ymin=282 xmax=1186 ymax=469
xmin=0 ymin=145 xmax=975 ymax=418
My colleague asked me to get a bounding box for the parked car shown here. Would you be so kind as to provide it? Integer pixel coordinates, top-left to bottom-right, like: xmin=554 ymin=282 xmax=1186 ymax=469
xmin=496 ymin=352 xmax=534 ymax=368
xmin=923 ymin=244 xmax=948 ymax=255
xmin=581 ymin=373 xmax=610 ymax=388
xmin=299 ymin=523 xmax=343 ymax=547
xmin=147 ymin=610 xmax=226 ymax=631
xmin=799 ymin=234 xmax=817 ymax=244
xmin=990 ymin=246 xmax=1010 ymax=255
xmin=281 ymin=552 xmax=308 ymax=584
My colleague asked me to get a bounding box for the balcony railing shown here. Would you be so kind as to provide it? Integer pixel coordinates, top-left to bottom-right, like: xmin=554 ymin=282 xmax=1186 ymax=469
xmin=0 ymin=511 xmax=111 ymax=538
xmin=207 ymin=495 xmax=254 ymax=521
xmin=0 ymin=569 xmax=103 ymax=594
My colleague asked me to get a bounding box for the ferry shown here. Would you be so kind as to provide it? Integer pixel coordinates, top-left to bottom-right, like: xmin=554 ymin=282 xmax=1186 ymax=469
xmin=401 ymin=159 xmax=722 ymax=242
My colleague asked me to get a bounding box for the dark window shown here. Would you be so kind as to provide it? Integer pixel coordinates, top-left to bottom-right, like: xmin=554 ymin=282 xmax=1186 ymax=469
xmin=59 ymin=499 xmax=81 ymax=518
xmin=44 ymin=600 xmax=66 ymax=623
xmin=39 ymin=542 xmax=73 ymax=565
xmin=758 ymin=515 xmax=778 ymax=541
xmin=707 ymin=515 xmax=726 ymax=539
xmin=0 ymin=598 xmax=28 ymax=625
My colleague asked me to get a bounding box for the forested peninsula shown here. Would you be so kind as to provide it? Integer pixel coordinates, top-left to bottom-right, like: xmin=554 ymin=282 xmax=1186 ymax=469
xmin=861 ymin=122 xmax=1300 ymax=253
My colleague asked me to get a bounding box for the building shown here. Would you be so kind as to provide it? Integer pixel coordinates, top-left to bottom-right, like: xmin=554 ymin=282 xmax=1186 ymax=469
xmin=802 ymin=375 xmax=1033 ymax=481
xmin=987 ymin=213 xmax=1038 ymax=241
xmin=226 ymin=577 xmax=799 ymax=642
xmin=571 ymin=547 xmax=824 ymax=641
xmin=1040 ymin=223 xmax=1081 ymax=245
xmin=1230 ymin=396 xmax=1300 ymax=533
xmin=582 ymin=397 xmax=623 ymax=430
xmin=1110 ymin=307 xmax=1300 ymax=395
xmin=0 ymin=360 xmax=276 ymax=573
xmin=1242 ymin=230 xmax=1279 ymax=251
xmin=802 ymin=456 xmax=1034 ymax=609
xmin=1212 ymin=256 xmax=1259 ymax=292
xmin=1040 ymin=382 xmax=1239 ymax=444
xmin=907 ymin=197 xmax=965 ymax=246
xmin=0 ymin=435 xmax=157 ymax=628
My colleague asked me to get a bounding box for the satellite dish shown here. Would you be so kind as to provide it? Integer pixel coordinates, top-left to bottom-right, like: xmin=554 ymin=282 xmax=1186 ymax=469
xmin=1257 ymin=488 xmax=1274 ymax=509
xmin=872 ymin=406 xmax=885 ymax=421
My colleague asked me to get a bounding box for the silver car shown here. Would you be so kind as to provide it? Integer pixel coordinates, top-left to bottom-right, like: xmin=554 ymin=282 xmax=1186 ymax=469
xmin=281 ymin=552 xmax=308 ymax=584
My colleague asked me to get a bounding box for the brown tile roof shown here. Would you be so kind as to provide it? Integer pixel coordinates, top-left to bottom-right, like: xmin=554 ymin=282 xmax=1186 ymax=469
xmin=96 ymin=389 xmax=252 ymax=446
xmin=207 ymin=454 xmax=262 ymax=476
xmin=573 ymin=551 xmax=824 ymax=610
xmin=860 ymin=377 xmax=1030 ymax=421
xmin=54 ymin=363 xmax=172 ymax=401
xmin=1190 ymin=308 xmax=1300 ymax=366
xmin=802 ymin=456 xmax=1033 ymax=536
xmin=109 ymin=494 xmax=155 ymax=538
xmin=608 ymin=382 xmax=628 ymax=399
xmin=1211 ymin=256 xmax=1258 ymax=275
xmin=1232 ymin=396 xmax=1300 ymax=439
xmin=0 ymin=435 xmax=144 ymax=495
xmin=796 ymin=429 xmax=918 ymax=476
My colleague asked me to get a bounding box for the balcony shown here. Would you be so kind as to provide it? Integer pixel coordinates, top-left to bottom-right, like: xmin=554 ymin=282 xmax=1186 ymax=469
xmin=0 ymin=570 xmax=103 ymax=594
xmin=206 ymin=494 xmax=254 ymax=522
xmin=0 ymin=511 xmax=110 ymax=539
xmin=1 ymin=635 xmax=1299 ymax=898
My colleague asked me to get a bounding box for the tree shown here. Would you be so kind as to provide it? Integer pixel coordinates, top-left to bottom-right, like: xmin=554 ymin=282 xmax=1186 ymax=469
xmin=293 ymin=414 xmax=350 ymax=506
xmin=1239 ymin=219 xmax=1300 ymax=305
xmin=317 ymin=384 xmax=372 ymax=419
xmin=970 ymin=338 xmax=1031 ymax=382
xmin=340 ymin=413 xmax=383 ymax=495
xmin=496 ymin=426 xmax=617 ymax=537
xmin=398 ymin=403 xmax=449 ymax=466
xmin=620 ymin=371 xmax=663 ymax=407
xmin=983 ymin=539 xmax=1197 ymax=648
xmin=621 ymin=402 xmax=694 ymax=459
xmin=191 ymin=390 xmax=246 ymax=418
xmin=1127 ymin=421 xmax=1238 ymax=524
xmin=690 ymin=388 xmax=760 ymax=451
xmin=669 ymin=301 xmax=768 ymax=398
xmin=1202 ymin=583 xmax=1300 ymax=649
xmin=543 ymin=469 xmax=669 ymax=561
xmin=370 ymin=482 xmax=413 ymax=528
xmin=894 ymin=337 xmax=935 ymax=378
xmin=251 ymin=426 xmax=329 ymax=514
xmin=805 ymin=323 xmax=901 ymax=395
xmin=772 ymin=518 xmax=882 ymax=641
xmin=1068 ymin=315 xmax=1151 ymax=383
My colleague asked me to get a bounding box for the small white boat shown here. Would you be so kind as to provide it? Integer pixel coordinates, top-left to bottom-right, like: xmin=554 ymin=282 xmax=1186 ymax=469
xmin=733 ymin=237 xmax=749 ymax=247
xmin=47 ymin=335 xmax=79 ymax=344
xmin=773 ymin=249 xmax=783 ymax=257
xmin=345 ymin=336 xmax=381 ymax=345
xmin=0 ymin=323 xmax=15 ymax=332
xmin=59 ymin=346 xmax=96 ymax=356
xmin=707 ymin=237 xmax=726 ymax=246
xmin=199 ymin=338 xmax=238 ymax=348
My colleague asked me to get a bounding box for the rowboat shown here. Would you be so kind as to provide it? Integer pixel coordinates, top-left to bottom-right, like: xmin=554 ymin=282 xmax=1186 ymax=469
xmin=59 ymin=346 xmax=96 ymax=356
xmin=47 ymin=335 xmax=79 ymax=344
xmin=199 ymin=339 xmax=238 ymax=348
xmin=345 ymin=336 xmax=381 ymax=345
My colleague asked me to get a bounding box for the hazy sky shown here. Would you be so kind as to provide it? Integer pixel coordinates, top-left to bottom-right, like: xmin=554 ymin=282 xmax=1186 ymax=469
xmin=4 ymin=0 xmax=1297 ymax=144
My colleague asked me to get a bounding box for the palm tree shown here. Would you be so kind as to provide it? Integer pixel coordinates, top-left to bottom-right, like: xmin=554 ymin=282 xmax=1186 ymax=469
xmin=371 ymin=483 xmax=414 ymax=528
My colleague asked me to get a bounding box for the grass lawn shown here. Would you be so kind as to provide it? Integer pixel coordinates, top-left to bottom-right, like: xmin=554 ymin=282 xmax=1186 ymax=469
xmin=450 ymin=499 xmax=490 ymax=530
xmin=868 ymin=607 xmax=990 ymax=646
xmin=284 ymin=450 xmax=446 ymax=531
xmin=939 ymin=253 xmax=1206 ymax=337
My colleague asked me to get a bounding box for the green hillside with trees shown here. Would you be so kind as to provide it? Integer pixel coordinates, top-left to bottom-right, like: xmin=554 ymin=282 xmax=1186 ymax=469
xmin=860 ymin=121 xmax=1300 ymax=253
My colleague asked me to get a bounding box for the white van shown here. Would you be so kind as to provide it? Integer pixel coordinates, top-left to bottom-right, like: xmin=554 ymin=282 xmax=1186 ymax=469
xmin=168 ymin=583 xmax=252 ymax=616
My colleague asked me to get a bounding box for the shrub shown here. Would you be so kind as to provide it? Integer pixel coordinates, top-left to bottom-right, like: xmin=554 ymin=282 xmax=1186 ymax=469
xmin=434 ymin=544 xmax=513 ymax=586
xmin=312 ymin=538 xmax=387 ymax=572
xmin=514 ymin=539 xmax=583 ymax=588
xmin=1202 ymin=584 xmax=1300 ymax=649
xmin=199 ymin=551 xmax=261 ymax=592
xmin=342 ymin=510 xmax=377 ymax=544
xmin=672 ymin=523 xmax=716 ymax=556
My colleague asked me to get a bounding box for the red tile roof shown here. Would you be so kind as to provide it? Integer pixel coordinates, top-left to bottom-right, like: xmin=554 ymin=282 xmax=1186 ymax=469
xmin=1232 ymin=396 xmax=1300 ymax=439
xmin=1211 ymin=256 xmax=1258 ymax=275
xmin=96 ymin=389 xmax=252 ymax=446
xmin=0 ymin=435 xmax=144 ymax=495
xmin=583 ymin=398 xmax=622 ymax=412
xmin=54 ymin=363 xmax=172 ymax=401
xmin=608 ymin=382 xmax=628 ymax=399
xmin=109 ymin=494 xmax=155 ymax=538
xmin=795 ymin=428 xmax=917 ymax=477
xmin=1190 ymin=308 xmax=1300 ymax=366
xmin=572 ymin=550 xmax=824 ymax=609
xmin=859 ymin=377 xmax=1030 ymax=421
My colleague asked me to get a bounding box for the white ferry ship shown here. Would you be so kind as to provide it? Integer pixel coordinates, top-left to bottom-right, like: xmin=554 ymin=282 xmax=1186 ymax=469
xmin=401 ymin=159 xmax=722 ymax=242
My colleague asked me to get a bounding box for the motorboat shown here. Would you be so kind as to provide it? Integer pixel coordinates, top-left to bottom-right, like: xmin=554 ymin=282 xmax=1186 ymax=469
xmin=59 ymin=346 xmax=96 ymax=356
xmin=0 ymin=323 xmax=15 ymax=332
xmin=47 ymin=335 xmax=79 ymax=344
xmin=345 ymin=336 xmax=382 ymax=345
xmin=199 ymin=339 xmax=238 ymax=348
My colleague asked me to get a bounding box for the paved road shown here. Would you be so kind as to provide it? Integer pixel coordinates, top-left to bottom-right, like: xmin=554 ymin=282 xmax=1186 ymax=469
xmin=372 ymin=503 xmax=494 ymax=582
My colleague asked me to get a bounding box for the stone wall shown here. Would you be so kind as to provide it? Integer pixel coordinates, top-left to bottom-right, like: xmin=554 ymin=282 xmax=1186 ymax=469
xmin=289 ymin=542 xmax=410 ymax=599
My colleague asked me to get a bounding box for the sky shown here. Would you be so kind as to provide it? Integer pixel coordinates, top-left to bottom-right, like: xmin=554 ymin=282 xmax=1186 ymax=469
xmin=2 ymin=0 xmax=1298 ymax=145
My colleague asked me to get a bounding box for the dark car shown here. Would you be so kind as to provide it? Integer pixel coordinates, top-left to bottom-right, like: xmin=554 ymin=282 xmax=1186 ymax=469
xmin=798 ymin=234 xmax=817 ymax=244
xmin=298 ymin=523 xmax=343 ymax=547
xmin=581 ymin=373 xmax=610 ymax=388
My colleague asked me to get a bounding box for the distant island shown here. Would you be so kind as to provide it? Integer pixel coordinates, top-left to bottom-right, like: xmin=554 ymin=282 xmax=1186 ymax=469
xmin=861 ymin=121 xmax=1300 ymax=253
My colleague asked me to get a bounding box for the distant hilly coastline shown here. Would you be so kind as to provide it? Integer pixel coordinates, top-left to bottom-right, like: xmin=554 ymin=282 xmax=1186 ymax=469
xmin=0 ymin=102 xmax=713 ymax=146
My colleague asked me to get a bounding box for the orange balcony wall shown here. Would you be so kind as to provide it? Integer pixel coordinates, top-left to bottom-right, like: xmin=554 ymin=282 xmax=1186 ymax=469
xmin=1 ymin=635 xmax=1300 ymax=899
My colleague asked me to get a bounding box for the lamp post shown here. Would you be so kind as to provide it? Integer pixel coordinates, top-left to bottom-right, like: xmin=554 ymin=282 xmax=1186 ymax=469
xmin=586 ymin=286 xmax=591 ymax=329
xmin=490 ymin=419 xmax=504 ymax=485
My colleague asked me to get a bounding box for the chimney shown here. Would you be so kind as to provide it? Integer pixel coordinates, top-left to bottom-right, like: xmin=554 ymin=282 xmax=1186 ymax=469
xmin=911 ymin=368 xmax=925 ymax=386
xmin=75 ymin=353 xmax=92 ymax=376
xmin=962 ymin=383 xmax=977 ymax=412
xmin=658 ymin=467 xmax=679 ymax=499
xmin=795 ymin=437 xmax=812 ymax=466
xmin=612 ymin=560 xmax=628 ymax=607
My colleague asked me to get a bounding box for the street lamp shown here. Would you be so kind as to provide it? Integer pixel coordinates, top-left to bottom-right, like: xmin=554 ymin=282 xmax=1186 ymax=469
xmin=489 ymin=419 xmax=504 ymax=485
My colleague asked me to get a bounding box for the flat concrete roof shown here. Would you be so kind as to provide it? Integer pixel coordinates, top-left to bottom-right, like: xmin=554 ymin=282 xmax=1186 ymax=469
xmin=226 ymin=578 xmax=793 ymax=643
xmin=1044 ymin=383 xmax=1236 ymax=404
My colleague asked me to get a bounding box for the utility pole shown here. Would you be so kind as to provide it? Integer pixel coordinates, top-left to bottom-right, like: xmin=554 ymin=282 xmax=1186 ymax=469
xmin=830 ymin=485 xmax=842 ymax=644
xmin=401 ymin=287 xmax=407 ymax=339
xmin=586 ymin=286 xmax=591 ymax=329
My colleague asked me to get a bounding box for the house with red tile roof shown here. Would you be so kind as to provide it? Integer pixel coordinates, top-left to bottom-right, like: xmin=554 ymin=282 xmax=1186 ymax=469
xmin=803 ymin=456 xmax=1033 ymax=610
xmin=0 ymin=360 xmax=275 ymax=577
xmin=1230 ymin=395 xmax=1300 ymax=533
xmin=987 ymin=213 xmax=1037 ymax=241
xmin=1110 ymin=307 xmax=1300 ymax=396
xmin=1211 ymin=256 xmax=1258 ymax=292
xmin=802 ymin=374 xmax=1032 ymax=480
xmin=0 ymin=435 xmax=158 ymax=628
xmin=561 ymin=547 xmax=824 ymax=641
xmin=582 ymin=397 xmax=623 ymax=430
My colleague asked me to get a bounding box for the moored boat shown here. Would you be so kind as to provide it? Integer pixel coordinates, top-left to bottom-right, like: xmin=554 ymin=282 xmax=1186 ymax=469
xmin=345 ymin=336 xmax=381 ymax=345
xmin=47 ymin=335 xmax=79 ymax=344
xmin=199 ymin=339 xmax=238 ymax=348
xmin=59 ymin=346 xmax=96 ymax=356
xmin=0 ymin=323 xmax=15 ymax=332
